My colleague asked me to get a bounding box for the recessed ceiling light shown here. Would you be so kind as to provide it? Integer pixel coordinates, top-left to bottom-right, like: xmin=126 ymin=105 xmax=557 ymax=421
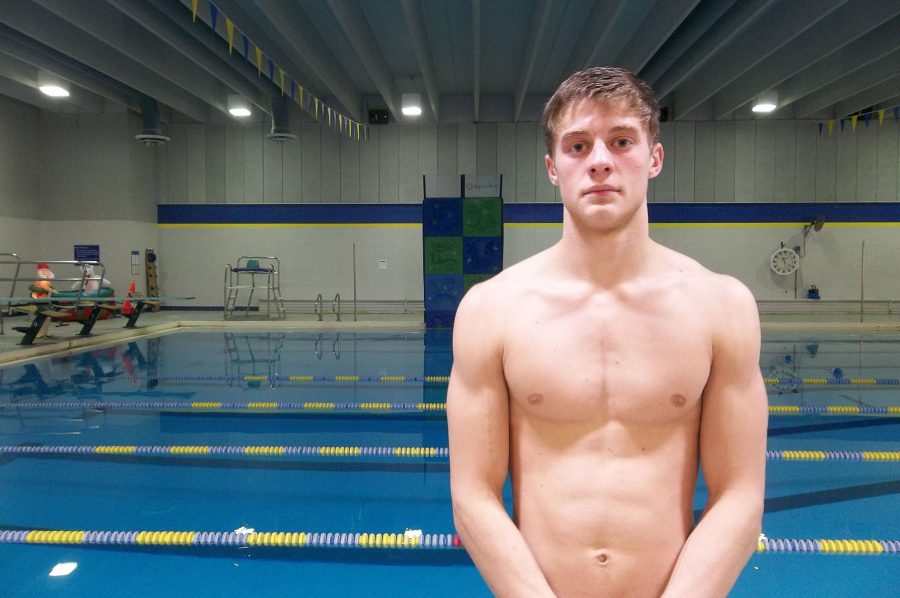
xmin=39 ymin=85 xmax=70 ymax=98
xmin=401 ymin=93 xmax=422 ymax=117
xmin=752 ymin=90 xmax=778 ymax=113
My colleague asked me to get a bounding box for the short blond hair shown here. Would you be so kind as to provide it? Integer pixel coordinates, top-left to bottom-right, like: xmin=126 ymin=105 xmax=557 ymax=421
xmin=542 ymin=67 xmax=660 ymax=156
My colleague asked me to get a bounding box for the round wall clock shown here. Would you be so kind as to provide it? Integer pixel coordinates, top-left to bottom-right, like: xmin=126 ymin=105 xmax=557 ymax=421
xmin=770 ymin=247 xmax=800 ymax=276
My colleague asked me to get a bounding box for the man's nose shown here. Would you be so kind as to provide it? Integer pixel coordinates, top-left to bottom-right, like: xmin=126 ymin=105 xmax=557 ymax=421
xmin=588 ymin=143 xmax=613 ymax=173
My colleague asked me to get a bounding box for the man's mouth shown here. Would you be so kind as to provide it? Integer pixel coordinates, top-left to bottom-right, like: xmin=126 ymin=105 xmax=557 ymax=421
xmin=583 ymin=185 xmax=618 ymax=196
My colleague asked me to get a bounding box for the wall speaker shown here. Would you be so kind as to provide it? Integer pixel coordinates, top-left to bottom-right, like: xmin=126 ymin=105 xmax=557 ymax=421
xmin=368 ymin=109 xmax=389 ymax=125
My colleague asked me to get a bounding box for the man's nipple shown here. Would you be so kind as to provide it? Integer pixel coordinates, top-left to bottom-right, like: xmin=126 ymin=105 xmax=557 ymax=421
xmin=670 ymin=394 xmax=687 ymax=407
xmin=526 ymin=393 xmax=544 ymax=405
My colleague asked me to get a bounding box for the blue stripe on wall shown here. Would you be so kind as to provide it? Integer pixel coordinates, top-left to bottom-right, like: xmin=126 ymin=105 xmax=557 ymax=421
xmin=158 ymin=203 xmax=421 ymax=224
xmin=158 ymin=202 xmax=900 ymax=225
xmin=504 ymin=203 xmax=900 ymax=223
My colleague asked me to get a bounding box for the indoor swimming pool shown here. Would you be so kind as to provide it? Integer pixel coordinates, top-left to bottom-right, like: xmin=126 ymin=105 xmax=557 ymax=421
xmin=0 ymin=329 xmax=897 ymax=596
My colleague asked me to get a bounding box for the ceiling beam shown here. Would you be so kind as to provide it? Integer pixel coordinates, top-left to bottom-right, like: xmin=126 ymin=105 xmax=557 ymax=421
xmin=512 ymin=0 xmax=553 ymax=122
xmin=326 ymin=0 xmax=397 ymax=118
xmin=710 ymin=0 xmax=900 ymax=119
xmin=34 ymin=0 xmax=227 ymax=116
xmin=401 ymin=0 xmax=440 ymax=121
xmin=672 ymin=0 xmax=849 ymax=119
xmin=248 ymin=0 xmax=362 ymax=120
xmin=793 ymin=48 xmax=900 ymax=118
xmin=0 ymin=2 xmax=208 ymax=121
xmin=652 ymin=0 xmax=775 ymax=101
xmin=564 ymin=0 xmax=626 ymax=74
xmin=833 ymin=74 xmax=900 ymax=118
xmin=774 ymin=16 xmax=900 ymax=113
xmin=108 ymin=0 xmax=271 ymax=114
xmin=0 ymin=24 xmax=136 ymax=110
xmin=640 ymin=0 xmax=739 ymax=85
xmin=0 ymin=53 xmax=105 ymax=112
xmin=615 ymin=0 xmax=702 ymax=74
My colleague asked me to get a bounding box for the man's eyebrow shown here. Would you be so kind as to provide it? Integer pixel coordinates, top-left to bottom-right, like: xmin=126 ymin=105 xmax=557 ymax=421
xmin=559 ymin=124 xmax=641 ymax=139
xmin=608 ymin=124 xmax=641 ymax=135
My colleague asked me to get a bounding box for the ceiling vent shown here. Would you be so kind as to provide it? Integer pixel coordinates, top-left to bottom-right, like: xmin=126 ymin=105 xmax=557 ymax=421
xmin=266 ymin=132 xmax=297 ymax=143
xmin=268 ymin=95 xmax=296 ymax=143
xmin=135 ymin=96 xmax=169 ymax=145
xmin=134 ymin=133 xmax=170 ymax=146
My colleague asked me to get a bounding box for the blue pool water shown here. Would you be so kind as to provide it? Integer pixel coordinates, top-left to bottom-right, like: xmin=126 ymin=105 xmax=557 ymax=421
xmin=0 ymin=330 xmax=897 ymax=596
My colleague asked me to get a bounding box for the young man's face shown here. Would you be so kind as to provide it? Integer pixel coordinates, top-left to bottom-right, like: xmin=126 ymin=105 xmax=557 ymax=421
xmin=545 ymin=96 xmax=663 ymax=234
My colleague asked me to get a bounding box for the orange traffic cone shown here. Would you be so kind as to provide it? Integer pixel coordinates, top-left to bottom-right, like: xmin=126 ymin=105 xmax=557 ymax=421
xmin=122 ymin=279 xmax=135 ymax=315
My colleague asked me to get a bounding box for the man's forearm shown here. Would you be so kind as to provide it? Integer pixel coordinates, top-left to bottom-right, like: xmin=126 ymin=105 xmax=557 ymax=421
xmin=661 ymin=492 xmax=762 ymax=598
xmin=454 ymin=496 xmax=556 ymax=598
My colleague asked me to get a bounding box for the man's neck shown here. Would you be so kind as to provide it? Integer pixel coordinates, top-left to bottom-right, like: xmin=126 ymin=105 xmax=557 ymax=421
xmin=555 ymin=217 xmax=656 ymax=289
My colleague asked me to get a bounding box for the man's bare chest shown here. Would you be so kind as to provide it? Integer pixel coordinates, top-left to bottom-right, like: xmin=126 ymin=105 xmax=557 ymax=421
xmin=503 ymin=306 xmax=712 ymax=426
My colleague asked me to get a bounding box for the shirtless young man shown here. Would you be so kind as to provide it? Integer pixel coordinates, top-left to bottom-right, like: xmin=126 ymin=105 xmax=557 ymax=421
xmin=447 ymin=67 xmax=768 ymax=597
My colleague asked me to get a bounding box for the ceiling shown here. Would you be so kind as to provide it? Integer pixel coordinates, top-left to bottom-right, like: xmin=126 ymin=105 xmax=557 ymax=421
xmin=0 ymin=0 xmax=898 ymax=130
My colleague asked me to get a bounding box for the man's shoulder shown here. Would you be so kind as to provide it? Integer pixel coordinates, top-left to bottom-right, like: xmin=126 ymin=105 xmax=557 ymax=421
xmin=655 ymin=247 xmax=756 ymax=314
xmin=456 ymin=250 xmax=550 ymax=321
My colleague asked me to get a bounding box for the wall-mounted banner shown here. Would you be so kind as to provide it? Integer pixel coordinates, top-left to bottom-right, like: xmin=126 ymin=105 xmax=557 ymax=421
xmin=74 ymin=245 xmax=100 ymax=262
xmin=465 ymin=175 xmax=503 ymax=198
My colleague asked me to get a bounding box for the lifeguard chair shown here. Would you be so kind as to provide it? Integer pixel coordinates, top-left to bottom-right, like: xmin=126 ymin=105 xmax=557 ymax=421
xmin=224 ymin=256 xmax=285 ymax=319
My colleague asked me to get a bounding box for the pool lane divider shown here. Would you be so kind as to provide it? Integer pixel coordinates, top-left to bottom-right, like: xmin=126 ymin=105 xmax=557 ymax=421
xmin=0 ymin=401 xmax=448 ymax=412
xmin=2 ymin=402 xmax=899 ymax=417
xmin=132 ymin=375 xmax=452 ymax=384
xmin=2 ymin=445 xmax=898 ymax=462
xmin=128 ymin=373 xmax=900 ymax=388
xmin=0 ymin=529 xmax=462 ymax=549
xmin=0 ymin=445 xmax=448 ymax=458
xmin=764 ymin=377 xmax=900 ymax=386
xmin=0 ymin=529 xmax=896 ymax=555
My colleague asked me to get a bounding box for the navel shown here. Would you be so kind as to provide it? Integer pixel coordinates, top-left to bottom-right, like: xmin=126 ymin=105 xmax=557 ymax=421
xmin=670 ymin=393 xmax=687 ymax=407
xmin=526 ymin=393 xmax=544 ymax=405
xmin=595 ymin=552 xmax=609 ymax=565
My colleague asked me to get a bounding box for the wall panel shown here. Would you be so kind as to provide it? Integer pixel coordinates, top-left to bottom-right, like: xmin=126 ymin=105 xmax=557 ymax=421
xmin=655 ymin=121 xmax=675 ymax=201
xmin=674 ymin=121 xmax=695 ymax=202
xmin=301 ymin=124 xmax=322 ymax=202
xmin=262 ymin=134 xmax=284 ymax=202
xmin=734 ymin=121 xmax=756 ymax=202
xmin=497 ymin=122 xmax=517 ymax=201
xmin=320 ymin=126 xmax=341 ymax=202
xmin=359 ymin=125 xmax=380 ymax=201
xmin=436 ymin=124 xmax=457 ymax=176
xmin=876 ymin=119 xmax=898 ymax=201
xmin=714 ymin=121 xmax=736 ymax=202
xmin=835 ymin=125 xmax=858 ymax=202
xmin=186 ymin=124 xmax=206 ymax=203
xmin=754 ymin=121 xmax=776 ymax=203
xmin=378 ymin=125 xmax=400 ymax=202
xmin=166 ymin=123 xmax=188 ymax=202
xmin=774 ymin=121 xmax=796 ymax=203
xmin=694 ymin=121 xmax=716 ymax=202
xmin=339 ymin=133 xmax=360 ymax=203
xmin=205 ymin=124 xmax=225 ymax=202
xmin=795 ymin=121 xmax=817 ymax=201
xmin=476 ymin=122 xmax=498 ymax=175
xmin=398 ymin=125 xmax=420 ymax=203
xmin=515 ymin=123 xmax=537 ymax=202
xmin=243 ymin=122 xmax=264 ymax=202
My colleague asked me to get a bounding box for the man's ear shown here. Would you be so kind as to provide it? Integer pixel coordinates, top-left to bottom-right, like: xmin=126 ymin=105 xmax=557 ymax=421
xmin=648 ymin=143 xmax=664 ymax=180
xmin=545 ymin=154 xmax=559 ymax=186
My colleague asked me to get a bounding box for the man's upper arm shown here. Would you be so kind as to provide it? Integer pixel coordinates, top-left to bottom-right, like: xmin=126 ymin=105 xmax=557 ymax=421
xmin=447 ymin=284 xmax=510 ymax=499
xmin=699 ymin=277 xmax=768 ymax=502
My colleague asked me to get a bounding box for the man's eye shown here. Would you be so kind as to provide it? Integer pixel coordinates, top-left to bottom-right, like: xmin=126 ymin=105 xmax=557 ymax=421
xmin=613 ymin=138 xmax=633 ymax=148
xmin=569 ymin=142 xmax=586 ymax=152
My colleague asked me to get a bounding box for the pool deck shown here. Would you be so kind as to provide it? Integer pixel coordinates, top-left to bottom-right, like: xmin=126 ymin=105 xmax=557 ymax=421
xmin=2 ymin=308 xmax=900 ymax=365
xmin=0 ymin=310 xmax=425 ymax=365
